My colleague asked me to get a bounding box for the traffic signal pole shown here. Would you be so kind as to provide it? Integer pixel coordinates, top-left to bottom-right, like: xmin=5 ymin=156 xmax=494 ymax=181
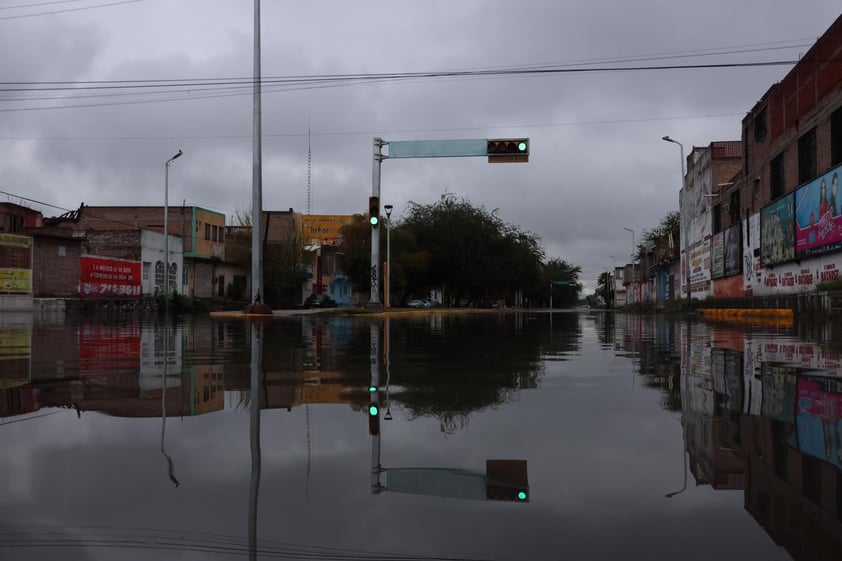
xmin=370 ymin=138 xmax=384 ymax=305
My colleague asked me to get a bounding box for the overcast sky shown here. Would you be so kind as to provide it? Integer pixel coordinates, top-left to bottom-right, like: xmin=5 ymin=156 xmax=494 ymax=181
xmin=1 ymin=0 xmax=840 ymax=289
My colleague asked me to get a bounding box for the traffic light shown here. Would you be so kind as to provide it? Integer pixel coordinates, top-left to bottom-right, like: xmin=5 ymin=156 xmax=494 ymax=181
xmin=485 ymin=459 xmax=529 ymax=502
xmin=369 ymin=196 xmax=380 ymax=227
xmin=487 ymin=138 xmax=529 ymax=163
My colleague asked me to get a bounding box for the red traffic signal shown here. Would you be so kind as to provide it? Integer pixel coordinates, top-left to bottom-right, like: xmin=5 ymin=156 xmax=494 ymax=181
xmin=369 ymin=196 xmax=380 ymax=227
xmin=487 ymin=139 xmax=529 ymax=163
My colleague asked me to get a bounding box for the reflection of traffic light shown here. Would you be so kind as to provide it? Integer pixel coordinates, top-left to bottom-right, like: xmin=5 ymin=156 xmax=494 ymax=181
xmin=487 ymin=138 xmax=529 ymax=163
xmin=485 ymin=459 xmax=529 ymax=502
xmin=369 ymin=196 xmax=380 ymax=227
xmin=368 ymin=386 xmax=380 ymax=436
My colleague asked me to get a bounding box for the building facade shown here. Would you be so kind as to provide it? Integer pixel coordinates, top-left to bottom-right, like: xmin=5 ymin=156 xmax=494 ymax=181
xmin=739 ymin=15 xmax=842 ymax=297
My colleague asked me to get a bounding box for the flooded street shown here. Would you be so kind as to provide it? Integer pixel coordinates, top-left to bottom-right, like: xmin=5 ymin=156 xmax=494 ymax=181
xmin=2 ymin=311 xmax=841 ymax=560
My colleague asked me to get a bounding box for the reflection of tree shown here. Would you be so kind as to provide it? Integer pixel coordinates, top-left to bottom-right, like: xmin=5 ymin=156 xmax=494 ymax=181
xmin=383 ymin=313 xmax=580 ymax=432
xmin=621 ymin=317 xmax=682 ymax=412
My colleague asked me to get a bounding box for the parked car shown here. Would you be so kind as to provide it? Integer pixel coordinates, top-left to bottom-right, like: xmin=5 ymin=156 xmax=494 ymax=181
xmin=304 ymin=294 xmax=337 ymax=308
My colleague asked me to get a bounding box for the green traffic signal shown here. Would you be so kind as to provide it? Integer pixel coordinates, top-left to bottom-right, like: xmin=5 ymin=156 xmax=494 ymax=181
xmin=517 ymin=491 xmax=528 ymax=501
xmin=370 ymin=215 xmax=379 ymax=226
xmin=369 ymin=405 xmax=379 ymax=416
xmin=368 ymin=385 xmax=377 ymax=393
xmin=517 ymin=142 xmax=527 ymax=152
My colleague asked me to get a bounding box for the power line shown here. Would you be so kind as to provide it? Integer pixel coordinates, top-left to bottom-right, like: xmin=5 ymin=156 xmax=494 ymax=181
xmin=0 ymin=0 xmax=98 ymax=10
xmin=0 ymin=0 xmax=142 ymax=20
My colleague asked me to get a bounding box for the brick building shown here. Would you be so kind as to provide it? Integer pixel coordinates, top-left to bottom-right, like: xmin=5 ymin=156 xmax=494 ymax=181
xmin=739 ymin=14 xmax=842 ymax=297
xmin=47 ymin=204 xmax=225 ymax=298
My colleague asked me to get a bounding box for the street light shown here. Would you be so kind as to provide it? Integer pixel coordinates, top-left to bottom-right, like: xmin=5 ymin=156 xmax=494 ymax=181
xmin=662 ymin=136 xmax=689 ymax=300
xmin=623 ymin=227 xmax=635 ymax=304
xmin=384 ymin=204 xmax=393 ymax=308
xmin=164 ymin=149 xmax=183 ymax=312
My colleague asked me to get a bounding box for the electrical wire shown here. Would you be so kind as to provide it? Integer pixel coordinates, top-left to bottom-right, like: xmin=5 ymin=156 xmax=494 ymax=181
xmin=0 ymin=0 xmax=142 ymax=20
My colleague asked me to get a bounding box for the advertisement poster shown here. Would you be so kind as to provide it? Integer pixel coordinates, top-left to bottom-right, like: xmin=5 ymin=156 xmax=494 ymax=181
xmin=795 ymin=376 xmax=842 ymax=469
xmin=724 ymin=223 xmax=742 ymax=277
xmin=794 ymin=166 xmax=842 ymax=258
xmin=80 ymin=256 xmax=141 ymax=298
xmin=711 ymin=232 xmax=725 ymax=279
xmin=760 ymin=193 xmax=795 ymax=266
xmin=0 ymin=233 xmax=32 ymax=294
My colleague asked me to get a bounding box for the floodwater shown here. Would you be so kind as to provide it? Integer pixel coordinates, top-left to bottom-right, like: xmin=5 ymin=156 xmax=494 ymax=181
xmin=1 ymin=310 xmax=841 ymax=561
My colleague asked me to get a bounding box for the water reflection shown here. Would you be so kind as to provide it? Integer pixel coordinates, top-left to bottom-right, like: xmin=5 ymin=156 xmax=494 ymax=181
xmin=614 ymin=316 xmax=842 ymax=560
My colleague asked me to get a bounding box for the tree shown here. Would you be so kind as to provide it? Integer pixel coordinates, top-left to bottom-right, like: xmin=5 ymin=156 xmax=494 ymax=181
xmin=596 ymin=271 xmax=614 ymax=308
xmin=541 ymin=258 xmax=582 ymax=308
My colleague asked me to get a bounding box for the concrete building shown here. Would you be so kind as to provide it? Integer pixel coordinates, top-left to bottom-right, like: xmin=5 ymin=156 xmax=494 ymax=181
xmin=739 ymin=15 xmax=842 ymax=297
xmin=680 ymin=141 xmax=743 ymax=300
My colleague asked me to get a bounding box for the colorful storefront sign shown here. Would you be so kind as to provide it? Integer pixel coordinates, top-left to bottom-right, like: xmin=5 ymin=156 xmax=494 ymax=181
xmin=794 ymin=165 xmax=842 ymax=258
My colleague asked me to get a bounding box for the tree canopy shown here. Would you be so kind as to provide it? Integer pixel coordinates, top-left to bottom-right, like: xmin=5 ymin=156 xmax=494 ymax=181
xmin=338 ymin=196 xmax=582 ymax=307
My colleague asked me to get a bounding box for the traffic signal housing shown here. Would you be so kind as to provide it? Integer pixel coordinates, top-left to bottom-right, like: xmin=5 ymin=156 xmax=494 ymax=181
xmin=487 ymin=138 xmax=529 ymax=163
xmin=368 ymin=401 xmax=380 ymax=436
xmin=369 ymin=196 xmax=380 ymax=227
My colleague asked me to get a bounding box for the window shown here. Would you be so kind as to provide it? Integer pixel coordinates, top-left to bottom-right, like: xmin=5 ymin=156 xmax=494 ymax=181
xmin=798 ymin=127 xmax=817 ymax=184
xmin=182 ymin=263 xmax=189 ymax=286
xmin=58 ymin=245 xmax=66 ymax=257
xmin=753 ymin=106 xmax=767 ymax=141
xmin=832 ymin=106 xmax=842 ymax=167
xmin=713 ymin=203 xmax=722 ymax=234
xmin=205 ymin=223 xmax=211 ymax=240
xmin=218 ymin=275 xmax=225 ymax=297
xmin=212 ymin=225 xmax=218 ymax=242
xmin=155 ymin=261 xmax=164 ymax=291
xmin=143 ymin=262 xmax=151 ymax=280
xmin=168 ymin=263 xmax=177 ymax=292
xmin=219 ymin=227 xmax=225 ymax=243
xmin=770 ymin=153 xmax=785 ymax=199
xmin=729 ymin=190 xmax=740 ymax=224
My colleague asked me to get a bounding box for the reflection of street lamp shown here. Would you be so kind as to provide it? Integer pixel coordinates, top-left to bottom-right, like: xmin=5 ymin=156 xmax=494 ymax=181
xmin=662 ymin=136 xmax=688 ymax=300
xmin=384 ymin=204 xmax=393 ymax=308
xmin=609 ymin=255 xmax=616 ymax=308
xmin=623 ymin=227 xmax=635 ymax=304
xmin=164 ymin=149 xmax=183 ymax=310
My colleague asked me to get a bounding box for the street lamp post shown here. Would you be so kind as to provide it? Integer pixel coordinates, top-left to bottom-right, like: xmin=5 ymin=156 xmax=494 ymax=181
xmin=384 ymin=204 xmax=393 ymax=309
xmin=623 ymin=227 xmax=635 ymax=304
xmin=662 ymin=136 xmax=689 ymax=300
xmin=164 ymin=149 xmax=183 ymax=312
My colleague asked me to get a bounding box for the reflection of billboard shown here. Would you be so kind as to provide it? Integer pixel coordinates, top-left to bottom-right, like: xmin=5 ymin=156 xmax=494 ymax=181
xmin=79 ymin=324 xmax=141 ymax=375
xmin=80 ymin=255 xmax=141 ymax=298
xmin=724 ymin=223 xmax=741 ymax=277
xmin=761 ymin=194 xmax=795 ymax=266
xmin=795 ymin=376 xmax=842 ymax=469
xmin=0 ymin=328 xmax=31 ymax=388
xmin=0 ymin=233 xmax=32 ymax=294
xmin=794 ymin=166 xmax=842 ymax=258
xmin=761 ymin=365 xmax=797 ymax=423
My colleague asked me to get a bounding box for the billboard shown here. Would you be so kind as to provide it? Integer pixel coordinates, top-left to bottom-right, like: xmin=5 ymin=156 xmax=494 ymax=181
xmin=80 ymin=256 xmax=141 ymax=298
xmin=760 ymin=193 xmax=795 ymax=266
xmin=794 ymin=166 xmax=842 ymax=258
xmin=711 ymin=232 xmax=725 ymax=279
xmin=301 ymin=214 xmax=355 ymax=247
xmin=724 ymin=223 xmax=742 ymax=277
xmin=0 ymin=233 xmax=32 ymax=294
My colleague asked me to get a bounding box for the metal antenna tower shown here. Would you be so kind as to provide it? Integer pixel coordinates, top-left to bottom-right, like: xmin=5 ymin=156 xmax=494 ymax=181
xmin=306 ymin=127 xmax=312 ymax=214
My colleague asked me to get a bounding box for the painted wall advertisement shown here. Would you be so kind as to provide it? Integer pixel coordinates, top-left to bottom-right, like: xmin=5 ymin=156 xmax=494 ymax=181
xmin=688 ymin=238 xmax=711 ymax=292
xmin=794 ymin=165 xmax=842 ymax=258
xmin=80 ymin=256 xmax=141 ymax=298
xmin=760 ymin=193 xmax=795 ymax=266
xmin=300 ymin=215 xmax=355 ymax=246
xmin=0 ymin=233 xmax=32 ymax=294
